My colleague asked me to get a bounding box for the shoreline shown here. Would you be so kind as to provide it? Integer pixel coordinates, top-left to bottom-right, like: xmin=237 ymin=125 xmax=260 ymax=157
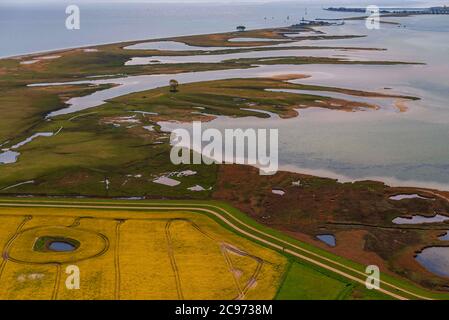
xmin=1 ymin=24 xmax=371 ymax=61
xmin=2 ymin=163 xmax=448 ymax=199
xmin=0 ymin=26 xmax=298 ymax=60
xmin=1 ymin=25 xmax=447 ymax=195
xmin=279 ymin=163 xmax=449 ymax=192
xmin=158 ymin=121 xmax=449 ymax=193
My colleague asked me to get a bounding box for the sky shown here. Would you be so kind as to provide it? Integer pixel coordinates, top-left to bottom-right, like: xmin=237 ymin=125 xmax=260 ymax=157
xmin=3 ymin=0 xmax=447 ymax=8
xmin=3 ymin=0 xmax=447 ymax=3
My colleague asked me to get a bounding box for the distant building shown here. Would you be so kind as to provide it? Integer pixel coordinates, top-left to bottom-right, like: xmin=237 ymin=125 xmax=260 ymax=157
xmin=429 ymin=6 xmax=449 ymax=14
xmin=291 ymin=18 xmax=334 ymax=27
xmin=325 ymin=5 xmax=449 ymax=15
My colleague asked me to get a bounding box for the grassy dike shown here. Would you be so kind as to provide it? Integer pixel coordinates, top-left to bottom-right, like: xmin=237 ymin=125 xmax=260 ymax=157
xmin=0 ymin=197 xmax=447 ymax=300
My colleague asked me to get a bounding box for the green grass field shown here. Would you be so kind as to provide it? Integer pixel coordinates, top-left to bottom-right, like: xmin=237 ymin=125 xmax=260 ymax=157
xmin=276 ymin=261 xmax=351 ymax=300
xmin=276 ymin=261 xmax=393 ymax=300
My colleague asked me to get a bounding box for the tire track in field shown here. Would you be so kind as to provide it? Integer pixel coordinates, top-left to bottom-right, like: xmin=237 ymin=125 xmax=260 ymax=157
xmin=114 ymin=219 xmax=125 ymax=300
xmin=52 ymin=264 xmax=62 ymax=300
xmin=222 ymin=244 xmax=264 ymax=298
xmin=187 ymin=219 xmax=264 ymax=300
xmin=68 ymin=216 xmax=93 ymax=228
xmin=165 ymin=220 xmax=184 ymax=300
xmin=0 ymin=215 xmax=32 ymax=284
xmin=220 ymin=244 xmax=245 ymax=300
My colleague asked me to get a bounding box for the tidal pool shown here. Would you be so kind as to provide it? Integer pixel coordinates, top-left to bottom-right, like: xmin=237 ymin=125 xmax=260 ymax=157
xmin=0 ymin=150 xmax=20 ymax=164
xmin=10 ymin=132 xmax=54 ymax=149
xmin=316 ymin=234 xmax=336 ymax=247
xmin=439 ymin=232 xmax=449 ymax=241
xmin=416 ymin=247 xmax=449 ymax=278
xmin=392 ymin=214 xmax=449 ymax=225
xmin=389 ymin=194 xmax=432 ymax=201
xmin=153 ymin=176 xmax=180 ymax=187
xmin=188 ymin=185 xmax=206 ymax=191
xmin=0 ymin=132 xmax=54 ymax=165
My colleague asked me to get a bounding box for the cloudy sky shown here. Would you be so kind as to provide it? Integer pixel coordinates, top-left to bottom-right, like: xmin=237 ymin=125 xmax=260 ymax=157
xmin=4 ymin=0 xmax=446 ymax=3
xmin=4 ymin=0 xmax=447 ymax=8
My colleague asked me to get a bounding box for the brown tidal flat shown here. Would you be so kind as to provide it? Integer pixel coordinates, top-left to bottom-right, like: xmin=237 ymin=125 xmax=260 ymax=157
xmin=269 ymin=74 xmax=310 ymax=81
xmin=212 ymin=164 xmax=449 ymax=291
xmin=394 ymin=99 xmax=409 ymax=112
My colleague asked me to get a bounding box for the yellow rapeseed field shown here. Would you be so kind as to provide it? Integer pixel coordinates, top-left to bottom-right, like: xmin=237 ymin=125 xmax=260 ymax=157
xmin=0 ymin=206 xmax=286 ymax=300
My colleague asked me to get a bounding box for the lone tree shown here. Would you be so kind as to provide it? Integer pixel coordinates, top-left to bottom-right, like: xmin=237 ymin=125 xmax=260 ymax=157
xmin=169 ymin=79 xmax=179 ymax=92
xmin=236 ymin=25 xmax=246 ymax=32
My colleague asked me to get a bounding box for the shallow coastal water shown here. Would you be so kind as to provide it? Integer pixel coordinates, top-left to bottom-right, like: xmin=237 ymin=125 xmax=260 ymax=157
xmin=124 ymin=45 xmax=377 ymax=66
xmin=267 ymin=88 xmax=397 ymax=110
xmin=126 ymin=48 xmax=302 ymax=65
xmin=34 ymin=65 xmax=449 ymax=189
xmin=15 ymin=9 xmax=449 ymax=190
xmin=0 ymin=2 xmax=356 ymax=58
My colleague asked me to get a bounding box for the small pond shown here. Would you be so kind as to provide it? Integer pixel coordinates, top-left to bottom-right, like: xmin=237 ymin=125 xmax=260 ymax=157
xmin=316 ymin=234 xmax=336 ymax=247
xmin=34 ymin=236 xmax=80 ymax=253
xmin=389 ymin=194 xmax=432 ymax=201
xmin=0 ymin=150 xmax=20 ymax=164
xmin=416 ymin=247 xmax=449 ymax=278
xmin=48 ymin=241 xmax=77 ymax=252
xmin=272 ymin=189 xmax=285 ymax=196
xmin=439 ymin=232 xmax=449 ymax=241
